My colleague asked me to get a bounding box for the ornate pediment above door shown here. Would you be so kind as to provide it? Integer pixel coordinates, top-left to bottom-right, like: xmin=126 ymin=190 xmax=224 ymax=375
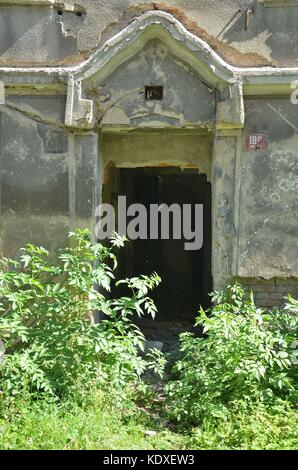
xmin=65 ymin=11 xmax=245 ymax=131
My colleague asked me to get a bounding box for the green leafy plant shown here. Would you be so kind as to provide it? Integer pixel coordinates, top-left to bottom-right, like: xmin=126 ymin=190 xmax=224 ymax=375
xmin=0 ymin=230 xmax=161 ymax=400
xmin=166 ymin=283 xmax=298 ymax=426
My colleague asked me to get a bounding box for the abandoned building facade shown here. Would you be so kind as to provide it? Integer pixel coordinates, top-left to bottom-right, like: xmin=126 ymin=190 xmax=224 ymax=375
xmin=0 ymin=0 xmax=297 ymax=313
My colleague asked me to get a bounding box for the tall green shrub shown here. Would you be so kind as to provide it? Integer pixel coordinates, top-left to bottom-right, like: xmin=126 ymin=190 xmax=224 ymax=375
xmin=0 ymin=230 xmax=161 ymax=399
xmin=166 ymin=284 xmax=298 ymax=425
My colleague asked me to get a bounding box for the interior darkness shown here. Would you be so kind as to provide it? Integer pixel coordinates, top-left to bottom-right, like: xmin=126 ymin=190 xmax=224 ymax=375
xmin=106 ymin=168 xmax=212 ymax=326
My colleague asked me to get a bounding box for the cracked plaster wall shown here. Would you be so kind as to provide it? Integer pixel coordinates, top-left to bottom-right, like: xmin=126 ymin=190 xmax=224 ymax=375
xmin=0 ymin=103 xmax=99 ymax=257
xmin=56 ymin=0 xmax=298 ymax=67
xmin=238 ymin=98 xmax=298 ymax=279
xmin=0 ymin=106 xmax=69 ymax=257
xmin=0 ymin=4 xmax=78 ymax=64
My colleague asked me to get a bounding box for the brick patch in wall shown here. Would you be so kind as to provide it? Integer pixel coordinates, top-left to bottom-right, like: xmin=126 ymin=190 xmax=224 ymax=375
xmin=236 ymin=278 xmax=298 ymax=308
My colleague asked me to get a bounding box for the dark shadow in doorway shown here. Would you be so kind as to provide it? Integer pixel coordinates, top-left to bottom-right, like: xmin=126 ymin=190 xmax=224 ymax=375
xmin=104 ymin=167 xmax=212 ymax=351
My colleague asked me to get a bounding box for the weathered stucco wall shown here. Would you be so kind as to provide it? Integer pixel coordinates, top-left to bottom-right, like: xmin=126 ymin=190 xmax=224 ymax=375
xmin=1 ymin=1 xmax=298 ymax=66
xmin=0 ymin=4 xmax=79 ymax=64
xmin=238 ymin=99 xmax=298 ymax=279
xmin=0 ymin=106 xmax=69 ymax=257
xmin=0 ymin=101 xmax=99 ymax=257
xmin=88 ymin=0 xmax=298 ymax=67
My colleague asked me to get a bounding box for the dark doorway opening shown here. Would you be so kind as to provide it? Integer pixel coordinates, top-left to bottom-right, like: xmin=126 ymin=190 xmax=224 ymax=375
xmin=103 ymin=168 xmax=212 ymax=349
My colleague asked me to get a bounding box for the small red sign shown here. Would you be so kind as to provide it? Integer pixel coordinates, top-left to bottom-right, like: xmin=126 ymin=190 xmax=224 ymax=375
xmin=245 ymin=133 xmax=268 ymax=150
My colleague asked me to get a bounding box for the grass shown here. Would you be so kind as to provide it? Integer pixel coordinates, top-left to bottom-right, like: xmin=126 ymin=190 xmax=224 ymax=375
xmin=0 ymin=391 xmax=297 ymax=450
xmin=0 ymin=391 xmax=188 ymax=450
xmin=188 ymin=402 xmax=298 ymax=450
